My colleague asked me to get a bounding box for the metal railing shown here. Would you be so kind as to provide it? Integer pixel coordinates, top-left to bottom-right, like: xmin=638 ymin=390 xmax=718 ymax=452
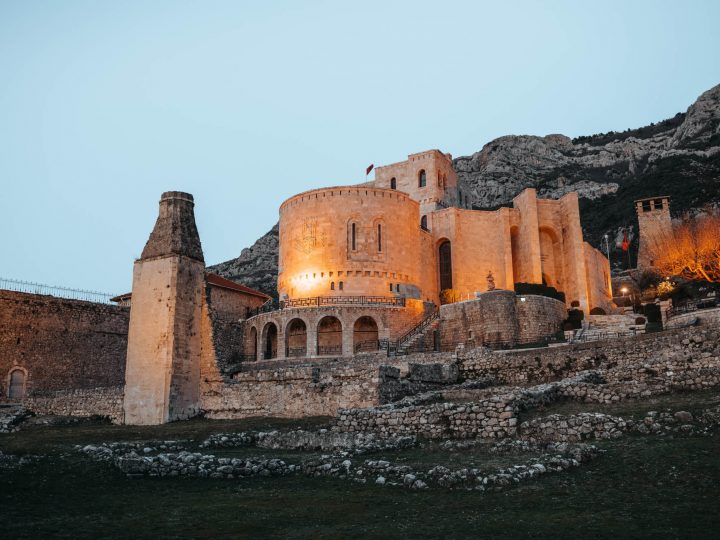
xmin=317 ymin=345 xmax=343 ymax=356
xmin=354 ymin=339 xmax=386 ymax=353
xmin=0 ymin=277 xmax=118 ymax=305
xmin=247 ymin=295 xmax=406 ymax=317
xmin=397 ymin=309 xmax=439 ymax=348
xmin=286 ymin=347 xmax=307 ymax=358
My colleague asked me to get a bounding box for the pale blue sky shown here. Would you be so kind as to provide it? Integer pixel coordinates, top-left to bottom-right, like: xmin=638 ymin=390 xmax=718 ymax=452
xmin=1 ymin=0 xmax=718 ymax=294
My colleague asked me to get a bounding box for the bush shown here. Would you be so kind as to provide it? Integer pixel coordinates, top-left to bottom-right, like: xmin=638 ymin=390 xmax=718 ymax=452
xmin=514 ymin=283 xmax=566 ymax=303
xmin=589 ymin=307 xmax=606 ymax=315
xmin=635 ymin=316 xmax=646 ymax=325
xmin=642 ymin=303 xmax=662 ymax=324
xmin=564 ymin=308 xmax=584 ymax=330
xmin=440 ymin=289 xmax=461 ymax=305
xmin=637 ymin=270 xmax=662 ymax=290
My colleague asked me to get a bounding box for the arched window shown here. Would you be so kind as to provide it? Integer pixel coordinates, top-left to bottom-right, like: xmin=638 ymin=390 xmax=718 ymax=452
xmin=439 ymin=240 xmax=453 ymax=290
xmin=339 ymin=281 xmax=344 ymax=291
xmin=330 ymin=282 xmax=335 ymax=290
xmin=420 ymin=215 xmax=428 ymax=230
xmin=351 ymin=222 xmax=357 ymax=251
xmin=418 ymin=170 xmax=426 ymax=188
xmin=390 ymin=177 xmax=396 ymax=190
xmin=377 ymin=223 xmax=382 ymax=252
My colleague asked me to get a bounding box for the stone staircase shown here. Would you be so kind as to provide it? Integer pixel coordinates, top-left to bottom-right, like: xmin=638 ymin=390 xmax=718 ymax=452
xmin=392 ymin=310 xmax=440 ymax=356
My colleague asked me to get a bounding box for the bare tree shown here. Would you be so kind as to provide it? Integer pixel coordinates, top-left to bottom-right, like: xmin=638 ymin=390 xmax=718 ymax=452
xmin=645 ymin=209 xmax=720 ymax=283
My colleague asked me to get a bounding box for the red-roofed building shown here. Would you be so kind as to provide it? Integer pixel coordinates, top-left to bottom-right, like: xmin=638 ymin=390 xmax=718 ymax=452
xmin=111 ymin=272 xmax=270 ymax=320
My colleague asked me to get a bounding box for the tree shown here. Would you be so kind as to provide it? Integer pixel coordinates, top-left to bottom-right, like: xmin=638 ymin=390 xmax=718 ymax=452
xmin=645 ymin=209 xmax=720 ymax=283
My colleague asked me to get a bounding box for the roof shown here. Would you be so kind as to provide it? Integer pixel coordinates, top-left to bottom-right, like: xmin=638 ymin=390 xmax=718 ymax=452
xmin=109 ymin=273 xmax=271 ymax=304
xmin=205 ymin=273 xmax=271 ymax=299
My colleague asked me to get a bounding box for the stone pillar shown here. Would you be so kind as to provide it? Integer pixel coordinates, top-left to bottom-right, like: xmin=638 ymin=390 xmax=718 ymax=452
xmin=512 ymin=189 xmax=543 ymax=284
xmin=560 ymin=193 xmax=590 ymax=313
xmin=123 ymin=191 xmax=205 ymax=425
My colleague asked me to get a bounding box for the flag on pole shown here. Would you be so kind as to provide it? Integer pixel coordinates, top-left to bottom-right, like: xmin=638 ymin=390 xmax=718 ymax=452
xmin=621 ymin=228 xmax=630 ymax=251
xmin=366 ymin=164 xmax=374 ymax=176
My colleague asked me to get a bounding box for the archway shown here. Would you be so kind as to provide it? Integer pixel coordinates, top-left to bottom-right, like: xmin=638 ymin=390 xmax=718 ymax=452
xmin=285 ymin=318 xmax=307 ymax=357
xmin=249 ymin=326 xmax=258 ymax=361
xmin=317 ymin=316 xmax=343 ymax=356
xmin=353 ymin=316 xmax=379 ymax=352
xmin=539 ymin=227 xmax=564 ymax=290
xmin=438 ymin=240 xmax=452 ymax=291
xmin=8 ymin=368 xmax=26 ymax=400
xmin=261 ymin=322 xmax=278 ymax=360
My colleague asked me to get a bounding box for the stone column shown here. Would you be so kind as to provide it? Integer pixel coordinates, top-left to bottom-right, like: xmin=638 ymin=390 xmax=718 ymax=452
xmin=512 ymin=189 xmax=542 ymax=284
xmin=123 ymin=191 xmax=205 ymax=425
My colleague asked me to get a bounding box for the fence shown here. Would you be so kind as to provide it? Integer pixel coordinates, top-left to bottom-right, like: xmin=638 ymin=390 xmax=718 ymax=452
xmin=0 ymin=277 xmax=118 ymax=305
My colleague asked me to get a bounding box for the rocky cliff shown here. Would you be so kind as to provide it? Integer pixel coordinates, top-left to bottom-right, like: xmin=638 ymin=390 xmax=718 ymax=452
xmin=211 ymin=84 xmax=720 ymax=296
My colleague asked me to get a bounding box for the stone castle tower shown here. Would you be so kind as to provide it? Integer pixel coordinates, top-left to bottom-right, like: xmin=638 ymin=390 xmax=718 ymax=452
xmin=123 ymin=191 xmax=205 ymax=425
xmin=635 ymin=196 xmax=672 ymax=270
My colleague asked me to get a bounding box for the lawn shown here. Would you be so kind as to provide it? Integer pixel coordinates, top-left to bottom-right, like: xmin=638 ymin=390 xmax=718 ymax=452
xmin=1 ymin=415 xmax=719 ymax=539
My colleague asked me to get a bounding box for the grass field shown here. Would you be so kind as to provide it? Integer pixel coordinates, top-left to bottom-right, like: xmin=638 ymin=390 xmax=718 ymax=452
xmin=1 ymin=402 xmax=719 ymax=539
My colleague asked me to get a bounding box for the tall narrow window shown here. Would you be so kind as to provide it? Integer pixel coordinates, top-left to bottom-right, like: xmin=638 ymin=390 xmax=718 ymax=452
xmin=439 ymin=240 xmax=453 ymax=290
xmin=377 ymin=224 xmax=382 ymax=252
xmin=418 ymin=170 xmax=426 ymax=188
xmin=390 ymin=177 xmax=396 ymax=189
xmin=351 ymin=223 xmax=356 ymax=251
xmin=339 ymin=281 xmax=344 ymax=291
xmin=420 ymin=215 xmax=428 ymax=230
xmin=330 ymin=282 xmax=335 ymax=290
xmin=389 ymin=283 xmax=393 ymax=292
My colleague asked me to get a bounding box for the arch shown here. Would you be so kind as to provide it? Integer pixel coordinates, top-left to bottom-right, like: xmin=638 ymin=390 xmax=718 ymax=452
xmin=8 ymin=367 xmax=27 ymax=400
xmin=249 ymin=326 xmax=258 ymax=361
xmin=353 ymin=316 xmax=379 ymax=352
xmin=330 ymin=281 xmax=335 ymax=291
xmin=390 ymin=177 xmax=397 ymax=190
xmin=418 ymin=169 xmax=426 ymax=188
xmin=261 ymin=322 xmax=278 ymax=360
xmin=420 ymin=215 xmax=428 ymax=231
xmin=438 ymin=239 xmax=453 ymax=291
xmin=285 ymin=318 xmax=307 ymax=357
xmin=539 ymin=226 xmax=564 ymax=290
xmin=317 ymin=316 xmax=343 ymax=356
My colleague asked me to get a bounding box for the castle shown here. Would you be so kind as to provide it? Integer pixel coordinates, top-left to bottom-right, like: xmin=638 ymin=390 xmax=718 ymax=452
xmin=1 ymin=149 xmax=617 ymax=425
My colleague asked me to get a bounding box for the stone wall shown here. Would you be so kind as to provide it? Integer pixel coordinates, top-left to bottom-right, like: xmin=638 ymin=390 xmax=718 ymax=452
xmin=458 ymin=325 xmax=720 ymax=386
xmin=200 ymin=355 xmax=453 ymax=419
xmin=439 ymin=291 xmax=565 ymax=350
xmin=24 ymin=386 xmax=124 ymax=422
xmin=0 ymin=290 xmax=128 ymax=399
xmin=666 ymin=307 xmax=720 ymax=329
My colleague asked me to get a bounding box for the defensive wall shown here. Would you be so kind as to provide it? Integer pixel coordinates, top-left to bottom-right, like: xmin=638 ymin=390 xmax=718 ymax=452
xmin=0 ymin=289 xmax=129 ymax=400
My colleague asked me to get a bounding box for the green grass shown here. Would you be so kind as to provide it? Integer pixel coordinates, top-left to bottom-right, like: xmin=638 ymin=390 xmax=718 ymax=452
xmin=520 ymin=389 xmax=720 ymax=423
xmin=1 ymin=414 xmax=720 ymax=539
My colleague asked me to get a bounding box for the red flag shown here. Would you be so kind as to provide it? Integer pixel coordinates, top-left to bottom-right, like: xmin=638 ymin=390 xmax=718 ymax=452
xmin=621 ymin=228 xmax=629 ymax=251
xmin=366 ymin=164 xmax=374 ymax=176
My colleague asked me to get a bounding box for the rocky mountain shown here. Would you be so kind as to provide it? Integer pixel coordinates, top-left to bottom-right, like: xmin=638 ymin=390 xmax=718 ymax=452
xmin=208 ymin=223 xmax=279 ymax=299
xmin=211 ymin=84 xmax=720 ymax=295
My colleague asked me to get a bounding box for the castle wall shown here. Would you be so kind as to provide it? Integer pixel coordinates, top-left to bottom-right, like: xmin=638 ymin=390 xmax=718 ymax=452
xmin=584 ymin=242 xmax=614 ymax=313
xmin=0 ymin=290 xmax=128 ymax=400
xmin=438 ymin=291 xmax=566 ymax=350
xmin=278 ymin=187 xmax=422 ymax=299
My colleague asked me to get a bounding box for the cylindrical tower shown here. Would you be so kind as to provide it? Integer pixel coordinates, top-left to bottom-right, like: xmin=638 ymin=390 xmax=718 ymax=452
xmin=278 ymin=186 xmax=422 ymax=299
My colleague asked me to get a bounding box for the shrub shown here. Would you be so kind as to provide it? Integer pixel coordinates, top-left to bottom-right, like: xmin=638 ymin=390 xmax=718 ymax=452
xmin=589 ymin=307 xmax=606 ymax=315
xmin=635 ymin=316 xmax=647 ymax=325
xmin=440 ymin=289 xmax=461 ymax=305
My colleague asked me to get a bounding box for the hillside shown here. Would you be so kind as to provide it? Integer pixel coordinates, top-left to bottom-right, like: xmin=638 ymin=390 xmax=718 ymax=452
xmin=210 ymin=84 xmax=720 ymax=296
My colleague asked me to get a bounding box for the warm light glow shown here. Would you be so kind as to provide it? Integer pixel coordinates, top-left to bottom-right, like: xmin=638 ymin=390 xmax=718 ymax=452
xmin=620 ymin=287 xmax=628 ymax=294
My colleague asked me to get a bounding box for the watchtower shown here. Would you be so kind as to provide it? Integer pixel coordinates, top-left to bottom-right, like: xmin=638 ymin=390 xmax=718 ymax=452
xmin=123 ymin=191 xmax=206 ymax=425
xmin=635 ymin=196 xmax=672 ymax=270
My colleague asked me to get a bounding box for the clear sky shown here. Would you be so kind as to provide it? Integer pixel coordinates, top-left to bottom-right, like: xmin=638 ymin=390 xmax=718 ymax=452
xmin=1 ymin=0 xmax=719 ymax=295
